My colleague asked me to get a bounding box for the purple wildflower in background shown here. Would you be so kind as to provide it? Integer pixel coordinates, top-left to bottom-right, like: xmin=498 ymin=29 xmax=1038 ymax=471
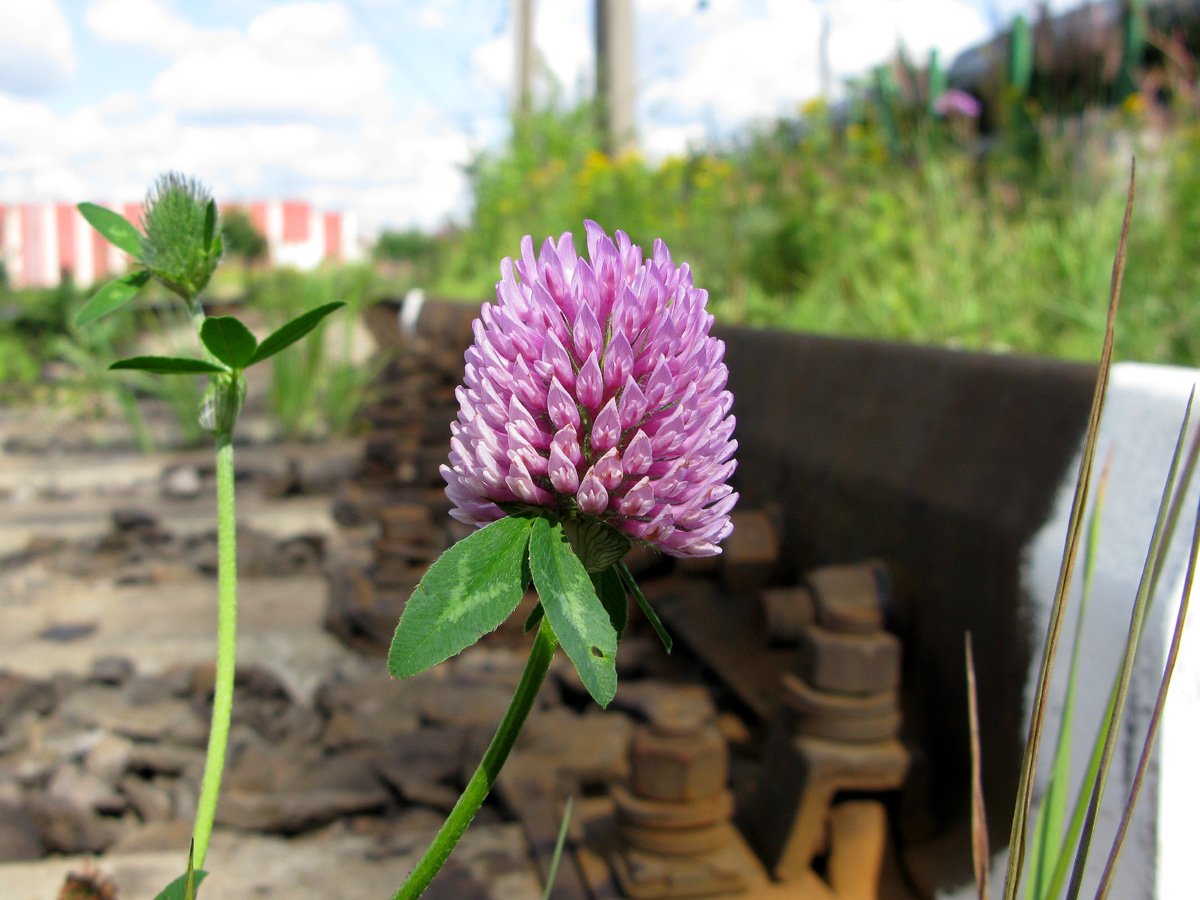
xmin=934 ymin=88 xmax=982 ymax=119
xmin=443 ymin=221 xmax=738 ymax=558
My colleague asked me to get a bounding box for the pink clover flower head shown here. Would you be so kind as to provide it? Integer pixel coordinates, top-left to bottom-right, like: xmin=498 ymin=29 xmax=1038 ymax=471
xmin=442 ymin=221 xmax=738 ymax=558
xmin=934 ymin=88 xmax=982 ymax=119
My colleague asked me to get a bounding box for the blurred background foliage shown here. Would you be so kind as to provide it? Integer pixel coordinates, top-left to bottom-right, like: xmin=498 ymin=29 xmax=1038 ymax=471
xmin=432 ymin=80 xmax=1200 ymax=366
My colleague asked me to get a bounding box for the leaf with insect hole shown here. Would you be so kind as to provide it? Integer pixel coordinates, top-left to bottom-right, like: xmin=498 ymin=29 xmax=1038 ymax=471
xmin=529 ymin=517 xmax=617 ymax=707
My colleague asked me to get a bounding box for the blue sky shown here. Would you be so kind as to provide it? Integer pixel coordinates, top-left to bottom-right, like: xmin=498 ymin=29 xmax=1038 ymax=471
xmin=0 ymin=0 xmax=1072 ymax=235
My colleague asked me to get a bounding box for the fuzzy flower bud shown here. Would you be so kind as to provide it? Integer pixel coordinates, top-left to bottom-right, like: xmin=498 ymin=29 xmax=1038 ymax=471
xmin=442 ymin=222 xmax=738 ymax=557
xmin=140 ymin=171 xmax=223 ymax=302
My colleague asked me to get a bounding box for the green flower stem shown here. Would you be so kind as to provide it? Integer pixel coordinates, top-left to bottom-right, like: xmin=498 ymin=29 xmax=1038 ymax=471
xmin=187 ymin=299 xmax=206 ymax=336
xmin=191 ymin=430 xmax=238 ymax=869
xmin=392 ymin=616 xmax=559 ymax=900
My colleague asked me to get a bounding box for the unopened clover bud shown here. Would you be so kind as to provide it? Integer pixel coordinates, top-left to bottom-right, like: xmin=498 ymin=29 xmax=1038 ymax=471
xmin=141 ymin=171 xmax=224 ymax=303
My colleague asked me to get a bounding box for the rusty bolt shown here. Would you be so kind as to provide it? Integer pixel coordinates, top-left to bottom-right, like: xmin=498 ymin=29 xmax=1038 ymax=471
xmin=630 ymin=722 xmax=728 ymax=802
xmin=805 ymin=560 xmax=890 ymax=635
xmin=798 ymin=625 xmax=901 ymax=696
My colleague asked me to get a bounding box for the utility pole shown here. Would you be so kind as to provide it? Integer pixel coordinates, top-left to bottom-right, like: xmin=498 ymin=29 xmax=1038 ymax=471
xmin=595 ymin=0 xmax=636 ymax=154
xmin=515 ymin=0 xmax=534 ymax=117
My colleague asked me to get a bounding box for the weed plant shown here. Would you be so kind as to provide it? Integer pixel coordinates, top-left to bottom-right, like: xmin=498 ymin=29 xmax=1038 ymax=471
xmin=74 ymin=174 xmax=345 ymax=898
xmin=244 ymin=264 xmax=386 ymax=440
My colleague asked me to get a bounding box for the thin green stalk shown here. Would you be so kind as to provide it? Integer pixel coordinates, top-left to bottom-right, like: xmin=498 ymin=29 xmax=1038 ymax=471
xmin=1026 ymin=456 xmax=1111 ymax=900
xmin=542 ymin=794 xmax=574 ymax=900
xmin=1064 ymin=395 xmax=1196 ymax=900
xmin=191 ymin=430 xmax=238 ymax=869
xmin=1002 ymin=161 xmax=1134 ymax=900
xmin=393 ymin=616 xmax=559 ymax=900
xmin=1043 ymin=419 xmax=1200 ymax=900
xmin=187 ymin=298 xmax=207 ymax=335
xmin=1096 ymin=468 xmax=1200 ymax=897
xmin=1044 ymin=682 xmax=1116 ymax=900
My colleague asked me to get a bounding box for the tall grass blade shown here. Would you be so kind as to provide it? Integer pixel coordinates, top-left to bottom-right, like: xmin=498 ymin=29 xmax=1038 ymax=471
xmin=1026 ymin=454 xmax=1112 ymax=899
xmin=1064 ymin=397 xmax=1197 ymax=898
xmin=966 ymin=633 xmax=990 ymax=900
xmin=541 ymin=794 xmax=574 ymax=900
xmin=1001 ymin=160 xmax=1135 ymax=900
xmin=1043 ymin=416 xmax=1200 ymax=900
xmin=1095 ymin=424 xmax=1200 ymax=897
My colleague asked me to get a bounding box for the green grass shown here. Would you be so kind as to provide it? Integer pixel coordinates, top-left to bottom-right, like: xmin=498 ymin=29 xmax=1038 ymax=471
xmin=244 ymin=264 xmax=386 ymax=441
xmin=0 ymin=262 xmax=387 ymax=445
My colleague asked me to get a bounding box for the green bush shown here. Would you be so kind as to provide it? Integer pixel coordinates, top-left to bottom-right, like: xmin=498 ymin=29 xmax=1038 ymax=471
xmin=222 ymin=208 xmax=268 ymax=262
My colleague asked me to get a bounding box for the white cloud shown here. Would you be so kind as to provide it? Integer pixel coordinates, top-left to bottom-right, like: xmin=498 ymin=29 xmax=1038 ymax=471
xmin=534 ymin=1 xmax=592 ymax=95
xmin=417 ymin=1 xmax=448 ymax=30
xmin=0 ymin=86 xmax=470 ymax=232
xmin=642 ymin=2 xmax=822 ymax=125
xmin=827 ymin=1 xmax=989 ymax=78
xmin=0 ymin=0 xmax=1032 ymax=231
xmin=145 ymin=2 xmax=392 ymax=120
xmin=152 ymin=44 xmax=391 ymax=121
xmin=1 ymin=1 xmax=470 ymax=232
xmin=0 ymin=1 xmax=76 ymax=95
xmin=246 ymin=2 xmax=352 ymax=63
xmin=87 ymin=1 xmax=394 ymax=121
xmin=471 ymin=0 xmax=591 ymax=102
xmin=470 ymin=33 xmax=510 ymax=95
xmin=639 ymin=0 xmax=990 ymax=154
xmin=636 ymin=0 xmax=710 ymax=16
xmin=641 ymin=120 xmax=707 ymax=159
xmin=85 ymin=0 xmax=208 ymax=55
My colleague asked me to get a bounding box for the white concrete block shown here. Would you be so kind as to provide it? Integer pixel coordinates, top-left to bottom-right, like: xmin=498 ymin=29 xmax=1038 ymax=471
xmin=993 ymin=362 xmax=1200 ymax=900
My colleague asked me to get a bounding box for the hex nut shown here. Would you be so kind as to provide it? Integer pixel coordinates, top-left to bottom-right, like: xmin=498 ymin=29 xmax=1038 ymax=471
xmin=798 ymin=625 xmax=901 ymax=695
xmin=805 ymin=561 xmax=889 ymax=634
xmin=630 ymin=723 xmax=728 ymax=802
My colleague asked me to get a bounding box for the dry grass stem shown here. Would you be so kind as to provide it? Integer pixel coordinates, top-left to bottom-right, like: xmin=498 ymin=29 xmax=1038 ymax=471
xmin=966 ymin=632 xmax=990 ymax=900
xmin=1001 ymin=159 xmax=1135 ymax=900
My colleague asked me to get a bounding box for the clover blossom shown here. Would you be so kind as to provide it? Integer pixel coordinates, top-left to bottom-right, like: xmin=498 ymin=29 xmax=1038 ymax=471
xmin=442 ymin=221 xmax=738 ymax=557
xmin=934 ymin=88 xmax=982 ymax=119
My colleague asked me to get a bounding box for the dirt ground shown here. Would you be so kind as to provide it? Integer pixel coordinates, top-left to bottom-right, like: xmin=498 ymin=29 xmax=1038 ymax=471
xmin=0 ymin=408 xmax=549 ymax=898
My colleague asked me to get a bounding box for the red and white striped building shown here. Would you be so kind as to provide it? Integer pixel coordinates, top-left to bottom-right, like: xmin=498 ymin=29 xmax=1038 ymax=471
xmin=0 ymin=199 xmax=360 ymax=289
